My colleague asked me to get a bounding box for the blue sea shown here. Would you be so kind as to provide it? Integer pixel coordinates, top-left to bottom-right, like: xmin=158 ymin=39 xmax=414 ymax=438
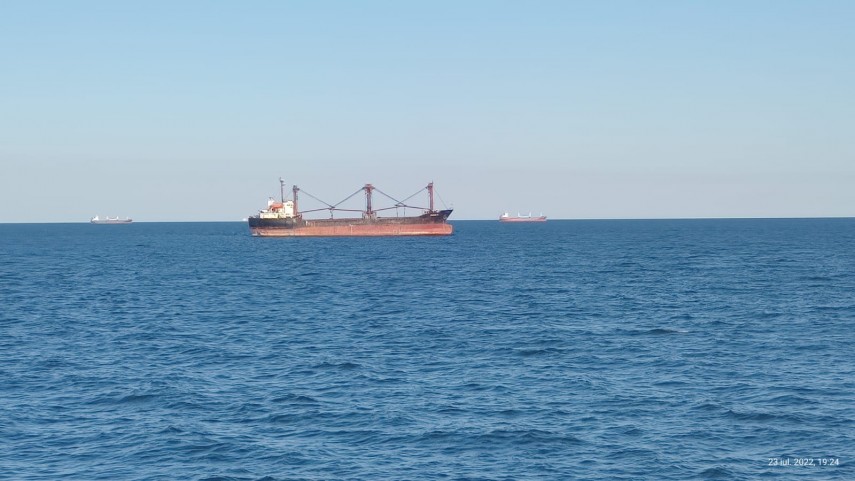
xmin=1 ymin=219 xmax=853 ymax=480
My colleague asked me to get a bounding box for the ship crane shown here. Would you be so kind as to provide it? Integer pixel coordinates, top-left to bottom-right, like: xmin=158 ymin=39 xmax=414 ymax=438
xmin=294 ymin=183 xmax=443 ymax=219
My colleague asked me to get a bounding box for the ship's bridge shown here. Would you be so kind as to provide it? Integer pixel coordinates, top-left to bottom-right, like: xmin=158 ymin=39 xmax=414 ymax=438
xmin=260 ymin=199 xmax=296 ymax=219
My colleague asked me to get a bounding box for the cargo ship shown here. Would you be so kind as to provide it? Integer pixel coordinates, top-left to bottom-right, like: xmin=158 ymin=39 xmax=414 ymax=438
xmin=499 ymin=212 xmax=547 ymax=222
xmin=90 ymin=215 xmax=133 ymax=224
xmin=248 ymin=179 xmax=453 ymax=237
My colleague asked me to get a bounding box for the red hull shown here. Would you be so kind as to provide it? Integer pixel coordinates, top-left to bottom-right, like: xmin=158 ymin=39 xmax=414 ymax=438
xmin=250 ymin=222 xmax=453 ymax=237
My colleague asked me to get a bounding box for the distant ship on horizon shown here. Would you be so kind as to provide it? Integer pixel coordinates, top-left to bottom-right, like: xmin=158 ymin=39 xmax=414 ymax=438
xmin=499 ymin=212 xmax=547 ymax=222
xmin=90 ymin=215 xmax=133 ymax=224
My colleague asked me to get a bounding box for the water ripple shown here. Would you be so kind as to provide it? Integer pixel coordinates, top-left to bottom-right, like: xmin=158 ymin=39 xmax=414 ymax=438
xmin=1 ymin=219 xmax=853 ymax=480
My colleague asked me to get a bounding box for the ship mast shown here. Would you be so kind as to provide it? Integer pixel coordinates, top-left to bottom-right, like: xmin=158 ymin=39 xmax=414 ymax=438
xmin=427 ymin=182 xmax=435 ymax=213
xmin=279 ymin=177 xmax=285 ymax=203
xmin=293 ymin=185 xmax=300 ymax=216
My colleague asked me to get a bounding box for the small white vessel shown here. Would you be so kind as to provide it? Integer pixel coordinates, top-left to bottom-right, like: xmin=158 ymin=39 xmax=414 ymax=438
xmin=90 ymin=215 xmax=133 ymax=224
xmin=499 ymin=212 xmax=547 ymax=222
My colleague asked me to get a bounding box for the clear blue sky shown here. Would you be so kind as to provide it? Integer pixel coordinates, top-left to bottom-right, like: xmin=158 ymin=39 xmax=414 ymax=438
xmin=1 ymin=0 xmax=852 ymax=222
